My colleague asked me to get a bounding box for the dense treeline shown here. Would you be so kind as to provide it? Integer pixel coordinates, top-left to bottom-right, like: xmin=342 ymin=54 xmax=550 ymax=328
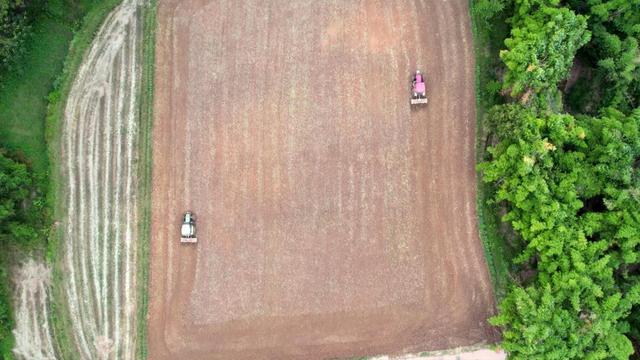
xmin=484 ymin=105 xmax=640 ymax=358
xmin=474 ymin=0 xmax=640 ymax=358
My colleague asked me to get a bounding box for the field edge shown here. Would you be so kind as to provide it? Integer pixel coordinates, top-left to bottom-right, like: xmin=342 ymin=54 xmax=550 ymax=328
xmin=135 ymin=0 xmax=158 ymax=358
xmin=467 ymin=0 xmax=514 ymax=302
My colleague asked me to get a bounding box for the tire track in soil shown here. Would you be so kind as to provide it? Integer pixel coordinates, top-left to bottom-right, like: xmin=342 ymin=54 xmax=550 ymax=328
xmin=59 ymin=1 xmax=145 ymax=359
xmin=149 ymin=1 xmax=500 ymax=359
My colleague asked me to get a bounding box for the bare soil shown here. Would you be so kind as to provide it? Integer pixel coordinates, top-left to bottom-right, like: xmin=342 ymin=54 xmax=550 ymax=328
xmin=148 ymin=1 xmax=499 ymax=359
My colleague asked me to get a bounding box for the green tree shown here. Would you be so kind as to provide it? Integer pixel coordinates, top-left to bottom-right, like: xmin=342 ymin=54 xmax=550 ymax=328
xmin=565 ymin=0 xmax=640 ymax=112
xmin=472 ymin=0 xmax=509 ymax=27
xmin=587 ymin=0 xmax=640 ymax=37
xmin=500 ymin=4 xmax=590 ymax=100
xmin=0 ymin=149 xmax=38 ymax=243
xmin=493 ymin=274 xmax=640 ymax=359
xmin=0 ymin=0 xmax=28 ymax=71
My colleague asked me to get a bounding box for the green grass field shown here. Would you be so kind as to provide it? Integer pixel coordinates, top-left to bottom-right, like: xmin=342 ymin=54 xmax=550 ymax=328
xmin=0 ymin=18 xmax=73 ymax=181
xmin=0 ymin=1 xmax=102 ymax=180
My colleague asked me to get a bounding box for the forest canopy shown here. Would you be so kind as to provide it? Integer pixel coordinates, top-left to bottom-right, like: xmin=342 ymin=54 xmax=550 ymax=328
xmin=475 ymin=0 xmax=640 ymax=358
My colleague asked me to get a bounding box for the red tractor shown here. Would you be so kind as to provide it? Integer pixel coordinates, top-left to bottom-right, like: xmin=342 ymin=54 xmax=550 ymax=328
xmin=410 ymin=70 xmax=428 ymax=105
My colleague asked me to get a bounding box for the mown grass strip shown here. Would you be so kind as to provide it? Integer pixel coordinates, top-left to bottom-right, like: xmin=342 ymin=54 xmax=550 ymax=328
xmin=44 ymin=1 xmax=123 ymax=358
xmin=136 ymin=0 xmax=157 ymax=358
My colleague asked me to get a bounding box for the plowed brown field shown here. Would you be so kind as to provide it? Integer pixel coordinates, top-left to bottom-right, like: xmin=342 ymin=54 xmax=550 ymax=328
xmin=148 ymin=1 xmax=499 ymax=359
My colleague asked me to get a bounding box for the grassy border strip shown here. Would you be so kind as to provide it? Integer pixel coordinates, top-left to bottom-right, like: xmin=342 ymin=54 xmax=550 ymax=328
xmin=135 ymin=0 xmax=157 ymax=358
xmin=467 ymin=0 xmax=514 ymax=301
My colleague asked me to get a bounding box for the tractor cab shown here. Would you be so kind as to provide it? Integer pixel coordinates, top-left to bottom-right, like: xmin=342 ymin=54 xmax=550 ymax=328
xmin=180 ymin=211 xmax=197 ymax=243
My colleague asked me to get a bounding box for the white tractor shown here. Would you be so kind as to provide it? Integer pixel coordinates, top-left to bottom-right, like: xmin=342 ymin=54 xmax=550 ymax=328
xmin=180 ymin=211 xmax=197 ymax=243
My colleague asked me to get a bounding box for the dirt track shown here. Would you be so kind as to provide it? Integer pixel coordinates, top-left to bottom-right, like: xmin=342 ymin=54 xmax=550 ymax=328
xmin=12 ymin=260 xmax=56 ymax=360
xmin=148 ymin=1 xmax=499 ymax=359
